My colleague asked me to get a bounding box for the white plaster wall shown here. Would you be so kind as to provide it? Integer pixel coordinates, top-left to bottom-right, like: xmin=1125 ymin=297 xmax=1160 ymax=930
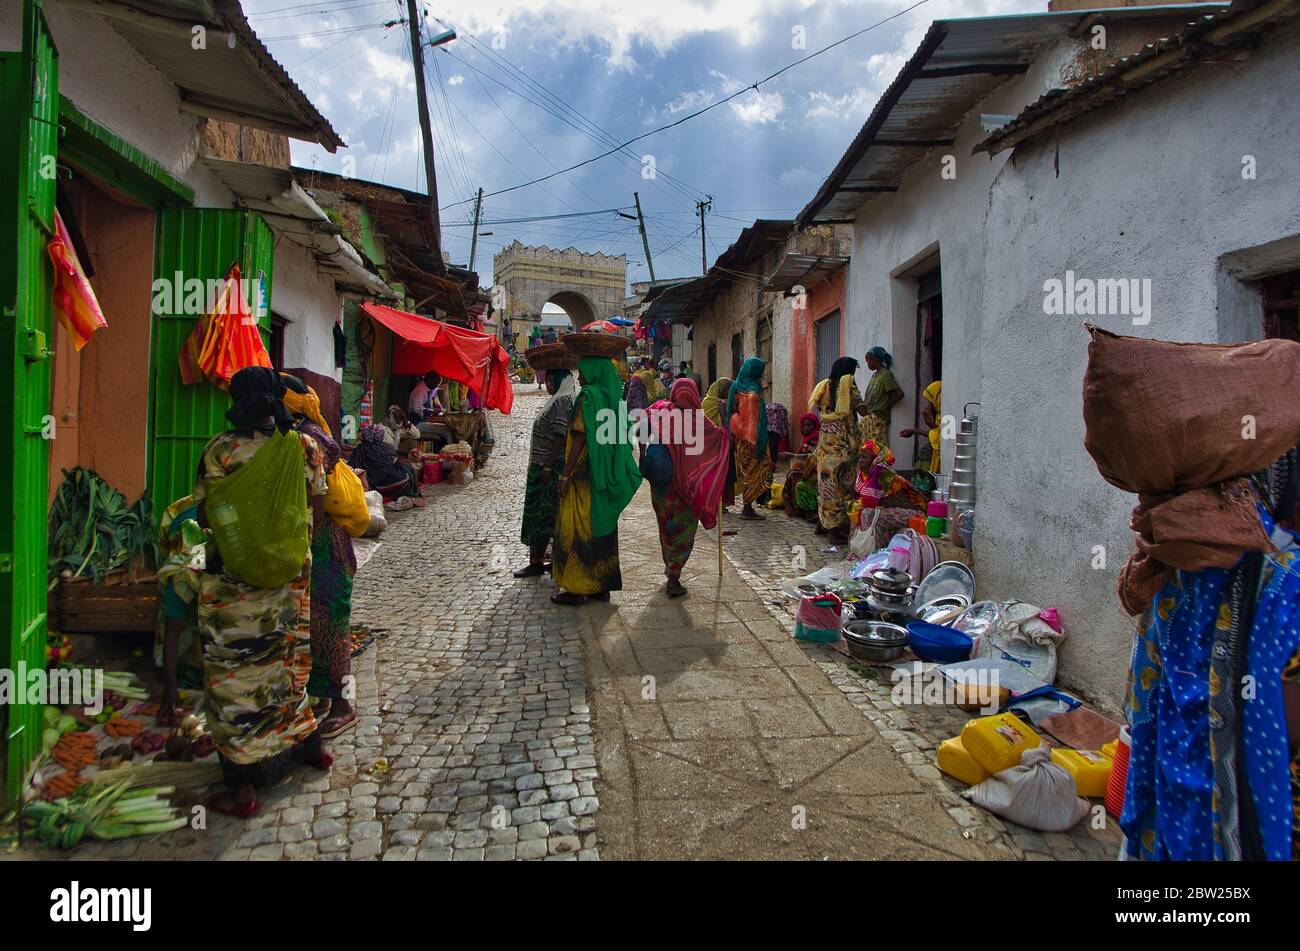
xmin=275 ymin=240 xmax=343 ymax=377
xmin=769 ymin=293 xmax=793 ymax=411
xmin=844 ymin=54 xmax=1070 ymax=471
xmin=0 ymin=1 xmax=232 ymax=205
xmin=978 ymin=19 xmax=1300 ymax=710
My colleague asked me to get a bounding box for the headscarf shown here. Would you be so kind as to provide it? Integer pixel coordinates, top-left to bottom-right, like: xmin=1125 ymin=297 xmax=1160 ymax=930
xmin=798 ymin=412 xmax=821 ymax=453
xmin=349 ymin=423 xmax=401 ymax=487
xmin=281 ymin=372 xmax=332 ymax=435
xmin=725 ymin=357 xmax=768 ymax=455
xmin=624 ymin=373 xmax=649 ymax=413
xmin=648 ymin=378 xmax=730 ymax=529
xmin=867 ymin=346 xmax=893 ymax=369
xmin=701 ymin=377 xmax=731 ymax=426
xmin=227 ymin=365 xmax=292 ymax=436
xmin=578 ymin=355 xmax=642 ymax=537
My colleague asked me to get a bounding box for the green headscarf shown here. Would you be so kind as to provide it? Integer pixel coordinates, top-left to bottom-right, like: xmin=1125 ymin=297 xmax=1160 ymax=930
xmin=725 ymin=356 xmax=768 ymax=456
xmin=578 ymin=356 xmax=642 ymax=537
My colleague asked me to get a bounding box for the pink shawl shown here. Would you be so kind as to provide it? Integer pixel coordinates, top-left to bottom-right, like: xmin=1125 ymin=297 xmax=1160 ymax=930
xmin=649 ymin=378 xmax=730 ymax=529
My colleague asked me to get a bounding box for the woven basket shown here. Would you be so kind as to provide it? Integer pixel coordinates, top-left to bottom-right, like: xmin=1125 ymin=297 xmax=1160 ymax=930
xmin=561 ymin=332 xmax=631 ymax=359
xmin=525 ymin=342 xmax=577 ymax=371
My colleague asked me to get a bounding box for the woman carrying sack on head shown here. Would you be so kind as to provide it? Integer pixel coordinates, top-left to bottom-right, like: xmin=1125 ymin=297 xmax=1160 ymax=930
xmin=552 ymin=355 xmax=642 ymax=605
xmin=647 ymin=377 xmax=730 ymax=597
xmin=727 ymin=357 xmax=773 ymax=521
xmin=192 ymin=366 xmax=333 ymax=818
xmin=282 ymin=374 xmax=358 ymax=740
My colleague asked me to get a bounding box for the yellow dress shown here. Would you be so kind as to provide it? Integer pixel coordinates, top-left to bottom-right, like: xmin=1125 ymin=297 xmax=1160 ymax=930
xmin=552 ymin=398 xmax=622 ymax=594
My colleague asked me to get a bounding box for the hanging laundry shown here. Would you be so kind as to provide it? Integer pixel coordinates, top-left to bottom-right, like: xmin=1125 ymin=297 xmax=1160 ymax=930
xmin=46 ymin=211 xmax=107 ymax=351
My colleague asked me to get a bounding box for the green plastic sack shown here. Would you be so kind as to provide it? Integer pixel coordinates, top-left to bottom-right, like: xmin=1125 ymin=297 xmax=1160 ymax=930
xmin=204 ymin=428 xmax=310 ymax=588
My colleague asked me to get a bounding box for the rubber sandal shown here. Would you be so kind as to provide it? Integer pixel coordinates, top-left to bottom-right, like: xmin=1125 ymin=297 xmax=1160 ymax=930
xmin=551 ymin=592 xmax=585 ymax=605
xmin=320 ymin=714 xmax=357 ymax=739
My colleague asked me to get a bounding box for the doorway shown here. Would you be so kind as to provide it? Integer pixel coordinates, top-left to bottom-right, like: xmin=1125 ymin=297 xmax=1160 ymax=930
xmin=913 ymin=265 xmax=942 ymax=468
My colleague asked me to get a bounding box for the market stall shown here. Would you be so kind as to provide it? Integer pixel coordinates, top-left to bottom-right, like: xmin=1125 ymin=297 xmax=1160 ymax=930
xmin=361 ymin=302 xmax=511 ymax=468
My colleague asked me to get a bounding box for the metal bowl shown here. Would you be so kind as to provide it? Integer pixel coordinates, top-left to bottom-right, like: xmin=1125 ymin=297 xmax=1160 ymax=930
xmin=912 ymin=594 xmax=972 ymax=623
xmin=842 ymin=620 xmax=910 ymax=663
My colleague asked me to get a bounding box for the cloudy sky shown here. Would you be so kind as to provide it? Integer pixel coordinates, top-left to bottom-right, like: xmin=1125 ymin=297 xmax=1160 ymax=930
xmin=248 ymin=0 xmax=1042 ymax=294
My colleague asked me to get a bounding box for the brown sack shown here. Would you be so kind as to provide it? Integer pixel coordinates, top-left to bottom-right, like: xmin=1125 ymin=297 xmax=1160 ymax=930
xmin=1082 ymin=326 xmax=1300 ymax=614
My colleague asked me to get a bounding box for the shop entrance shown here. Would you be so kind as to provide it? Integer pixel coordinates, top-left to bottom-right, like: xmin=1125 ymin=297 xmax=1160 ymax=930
xmin=913 ymin=265 xmax=943 ymax=468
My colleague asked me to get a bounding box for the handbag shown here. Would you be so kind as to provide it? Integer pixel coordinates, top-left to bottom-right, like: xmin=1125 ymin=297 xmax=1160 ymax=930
xmin=325 ymin=461 xmax=370 ymax=538
xmin=640 ymin=442 xmax=673 ymax=491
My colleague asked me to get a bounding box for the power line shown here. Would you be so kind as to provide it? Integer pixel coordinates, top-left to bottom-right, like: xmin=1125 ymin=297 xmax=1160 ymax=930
xmin=443 ymin=0 xmax=931 ymax=206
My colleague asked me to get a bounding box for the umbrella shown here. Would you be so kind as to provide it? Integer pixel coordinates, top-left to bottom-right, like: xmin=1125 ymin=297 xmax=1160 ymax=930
xmin=581 ymin=319 xmax=624 ymax=333
xmin=607 ymin=316 xmax=634 ymax=326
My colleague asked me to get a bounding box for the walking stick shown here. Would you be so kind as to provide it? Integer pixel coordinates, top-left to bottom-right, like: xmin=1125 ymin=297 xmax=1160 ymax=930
xmin=717 ymin=490 xmax=724 ymax=576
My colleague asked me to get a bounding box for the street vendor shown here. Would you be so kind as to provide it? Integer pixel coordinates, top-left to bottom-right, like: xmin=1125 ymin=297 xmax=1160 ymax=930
xmin=380 ymin=405 xmax=422 ymax=454
xmin=408 ymin=370 xmax=449 ymax=419
xmin=515 ymin=343 xmax=578 ymax=578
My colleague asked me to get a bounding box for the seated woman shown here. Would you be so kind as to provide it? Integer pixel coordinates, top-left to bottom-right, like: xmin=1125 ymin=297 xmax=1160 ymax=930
xmin=381 ymin=405 xmax=422 ymax=454
xmin=780 ymin=413 xmax=820 ymax=521
xmin=349 ymin=423 xmax=424 ymax=508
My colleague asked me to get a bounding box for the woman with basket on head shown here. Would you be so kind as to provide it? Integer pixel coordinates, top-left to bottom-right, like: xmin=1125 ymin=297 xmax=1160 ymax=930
xmin=515 ymin=343 xmax=579 ymax=578
xmin=551 ymin=334 xmax=642 ymax=605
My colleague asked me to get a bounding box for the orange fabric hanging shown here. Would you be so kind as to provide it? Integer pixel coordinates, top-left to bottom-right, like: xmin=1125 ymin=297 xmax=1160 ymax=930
xmin=47 ymin=210 xmax=108 ymax=351
xmin=179 ymin=264 xmax=272 ymax=390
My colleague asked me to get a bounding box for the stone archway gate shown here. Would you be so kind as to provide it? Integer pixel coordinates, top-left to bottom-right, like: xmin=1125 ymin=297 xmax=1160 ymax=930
xmin=492 ymin=241 xmax=627 ymax=342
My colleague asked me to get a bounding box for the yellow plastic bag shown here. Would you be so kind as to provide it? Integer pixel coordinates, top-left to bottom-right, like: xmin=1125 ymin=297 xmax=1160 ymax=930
xmin=204 ymin=428 xmax=309 ymax=588
xmin=325 ymin=461 xmax=370 ymax=538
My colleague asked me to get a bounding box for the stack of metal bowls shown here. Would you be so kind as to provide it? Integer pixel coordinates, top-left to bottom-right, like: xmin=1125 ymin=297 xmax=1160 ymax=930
xmin=949 ymin=403 xmax=979 ymax=543
xmin=864 ymin=567 xmax=915 ymax=619
xmin=842 ymin=619 xmax=910 ymax=663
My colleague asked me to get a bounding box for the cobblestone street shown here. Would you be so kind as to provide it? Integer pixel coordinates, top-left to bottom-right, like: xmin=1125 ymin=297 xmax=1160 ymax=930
xmin=13 ymin=385 xmax=1116 ymax=861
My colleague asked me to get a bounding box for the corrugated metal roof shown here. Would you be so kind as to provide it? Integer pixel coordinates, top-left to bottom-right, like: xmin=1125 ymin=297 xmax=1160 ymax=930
xmin=977 ymin=0 xmax=1298 ymax=153
xmin=796 ymin=3 xmax=1230 ymax=228
xmin=63 ymin=0 xmax=343 ymax=151
xmin=763 ymin=253 xmax=850 ymax=293
xmin=642 ymin=220 xmax=792 ymax=323
xmin=202 ymin=157 xmax=397 ymax=299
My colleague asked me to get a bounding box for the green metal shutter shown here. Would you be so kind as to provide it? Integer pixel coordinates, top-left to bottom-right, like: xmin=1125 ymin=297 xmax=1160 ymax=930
xmin=149 ymin=208 xmax=273 ymax=515
xmin=0 ymin=0 xmax=57 ymax=803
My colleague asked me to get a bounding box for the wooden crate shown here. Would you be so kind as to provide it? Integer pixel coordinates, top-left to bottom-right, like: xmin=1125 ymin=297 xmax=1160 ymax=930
xmin=54 ymin=570 xmax=159 ymax=633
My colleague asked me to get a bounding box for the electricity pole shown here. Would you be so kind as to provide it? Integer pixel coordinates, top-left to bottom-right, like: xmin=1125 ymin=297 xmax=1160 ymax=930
xmin=696 ymin=196 xmax=713 ymax=274
xmin=405 ymin=1 xmax=447 ymax=248
xmin=633 ymin=192 xmax=655 ymax=284
xmin=469 ymin=187 xmax=484 ymax=272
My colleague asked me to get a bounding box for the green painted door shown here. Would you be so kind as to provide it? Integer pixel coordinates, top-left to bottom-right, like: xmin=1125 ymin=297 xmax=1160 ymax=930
xmin=0 ymin=0 xmax=57 ymax=803
xmin=149 ymin=209 xmax=274 ymax=515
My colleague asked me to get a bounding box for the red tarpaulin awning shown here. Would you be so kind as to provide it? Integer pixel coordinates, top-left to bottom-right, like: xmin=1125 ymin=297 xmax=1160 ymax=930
xmin=362 ymin=302 xmax=513 ymax=414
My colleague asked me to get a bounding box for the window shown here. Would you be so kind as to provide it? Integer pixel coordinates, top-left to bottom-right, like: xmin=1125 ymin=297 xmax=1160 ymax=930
xmin=815 ymin=309 xmax=841 ymax=383
xmin=730 ymin=332 xmax=742 ymax=378
xmin=707 ymin=343 xmax=717 ymax=384
xmin=269 ymin=313 xmax=287 ymax=371
xmin=1261 ymin=270 xmax=1300 ymax=341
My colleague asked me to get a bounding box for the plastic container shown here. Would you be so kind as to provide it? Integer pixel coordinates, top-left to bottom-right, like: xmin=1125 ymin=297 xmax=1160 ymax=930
xmin=906 ymin=621 xmax=973 ymax=663
xmin=1104 ymin=726 xmax=1131 ymax=818
xmin=960 ymin=712 xmax=1041 ymax=774
xmin=1051 ymin=748 xmax=1113 ymax=798
xmin=925 ymin=516 xmax=947 ymax=537
xmin=927 ymin=498 xmax=948 ymax=518
xmin=908 ymin=514 xmax=928 ymax=534
xmin=937 ymin=735 xmax=990 ymax=786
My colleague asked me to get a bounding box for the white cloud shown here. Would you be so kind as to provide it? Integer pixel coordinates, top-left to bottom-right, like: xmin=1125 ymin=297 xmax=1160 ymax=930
xmin=779 ymin=166 xmax=818 ymax=187
xmin=448 ymin=74 xmax=465 ymax=86
xmin=730 ymin=89 xmax=784 ymax=125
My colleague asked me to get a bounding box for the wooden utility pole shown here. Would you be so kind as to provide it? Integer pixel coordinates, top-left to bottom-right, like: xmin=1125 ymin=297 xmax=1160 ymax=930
xmin=469 ymin=187 xmax=484 ymax=272
xmin=696 ymin=196 xmax=712 ymax=274
xmin=633 ymin=192 xmax=655 ymax=283
xmin=405 ymin=0 xmax=442 ymax=241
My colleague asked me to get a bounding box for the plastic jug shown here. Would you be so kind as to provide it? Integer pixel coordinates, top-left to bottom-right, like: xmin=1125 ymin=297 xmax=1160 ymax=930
xmin=937 ymin=735 xmax=989 ymax=785
xmin=960 ymin=712 xmax=1041 ymax=774
xmin=1104 ymin=726 xmax=1131 ymax=818
xmin=1051 ymin=748 xmax=1113 ymax=798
